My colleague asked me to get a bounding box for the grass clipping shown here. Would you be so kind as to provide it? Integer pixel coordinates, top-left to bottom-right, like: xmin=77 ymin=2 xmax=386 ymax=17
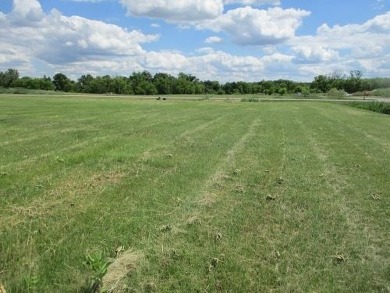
xmin=101 ymin=250 xmax=143 ymax=292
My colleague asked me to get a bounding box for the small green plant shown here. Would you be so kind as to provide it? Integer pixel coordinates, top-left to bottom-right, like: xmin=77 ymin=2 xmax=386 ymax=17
xmin=83 ymin=251 xmax=111 ymax=291
xmin=23 ymin=275 xmax=40 ymax=291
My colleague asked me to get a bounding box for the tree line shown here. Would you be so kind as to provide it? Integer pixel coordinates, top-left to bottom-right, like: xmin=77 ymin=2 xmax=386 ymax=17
xmin=1 ymin=68 xmax=389 ymax=95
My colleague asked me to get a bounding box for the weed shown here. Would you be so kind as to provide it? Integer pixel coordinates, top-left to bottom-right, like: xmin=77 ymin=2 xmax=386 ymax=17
xmin=83 ymin=251 xmax=111 ymax=291
xmin=23 ymin=275 xmax=39 ymax=291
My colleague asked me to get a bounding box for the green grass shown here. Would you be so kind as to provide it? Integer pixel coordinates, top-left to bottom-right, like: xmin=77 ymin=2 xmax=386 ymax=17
xmin=0 ymin=95 xmax=389 ymax=292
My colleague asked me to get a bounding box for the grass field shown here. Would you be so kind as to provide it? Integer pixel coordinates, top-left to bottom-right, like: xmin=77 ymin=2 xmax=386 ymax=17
xmin=0 ymin=95 xmax=389 ymax=292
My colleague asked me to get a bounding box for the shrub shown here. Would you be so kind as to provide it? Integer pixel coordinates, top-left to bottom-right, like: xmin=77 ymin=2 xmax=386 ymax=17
xmin=373 ymin=88 xmax=390 ymax=97
xmin=328 ymin=88 xmax=346 ymax=99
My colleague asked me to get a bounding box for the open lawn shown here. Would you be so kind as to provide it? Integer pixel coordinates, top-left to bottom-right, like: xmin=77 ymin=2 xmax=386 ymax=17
xmin=0 ymin=95 xmax=389 ymax=292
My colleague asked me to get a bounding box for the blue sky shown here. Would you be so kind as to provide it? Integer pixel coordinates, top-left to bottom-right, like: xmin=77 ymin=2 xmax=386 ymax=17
xmin=0 ymin=0 xmax=389 ymax=82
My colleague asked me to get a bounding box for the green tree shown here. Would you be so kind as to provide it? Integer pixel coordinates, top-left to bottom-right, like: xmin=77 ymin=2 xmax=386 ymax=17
xmin=39 ymin=76 xmax=55 ymax=90
xmin=0 ymin=68 xmax=19 ymax=88
xmin=153 ymin=73 xmax=174 ymax=94
xmin=112 ymin=76 xmax=132 ymax=94
xmin=173 ymin=73 xmax=200 ymax=94
xmin=345 ymin=70 xmax=363 ymax=93
xmin=77 ymin=74 xmax=95 ymax=93
xmin=53 ymin=73 xmax=73 ymax=92
xmin=203 ymin=80 xmax=221 ymax=94
xmin=310 ymin=75 xmax=331 ymax=93
xmin=130 ymin=71 xmax=157 ymax=95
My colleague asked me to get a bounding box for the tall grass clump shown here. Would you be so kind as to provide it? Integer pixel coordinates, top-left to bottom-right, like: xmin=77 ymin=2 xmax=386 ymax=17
xmin=373 ymin=88 xmax=390 ymax=97
xmin=327 ymin=88 xmax=347 ymax=99
xmin=349 ymin=101 xmax=390 ymax=115
xmin=241 ymin=97 xmax=259 ymax=102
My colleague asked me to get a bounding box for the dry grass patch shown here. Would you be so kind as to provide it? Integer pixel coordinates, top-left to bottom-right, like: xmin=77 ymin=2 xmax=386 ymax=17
xmin=198 ymin=192 xmax=217 ymax=206
xmin=1 ymin=169 xmax=126 ymax=229
xmin=101 ymin=250 xmax=143 ymax=293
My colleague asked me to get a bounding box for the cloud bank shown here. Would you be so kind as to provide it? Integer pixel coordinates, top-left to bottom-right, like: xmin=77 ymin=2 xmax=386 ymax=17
xmin=0 ymin=0 xmax=389 ymax=81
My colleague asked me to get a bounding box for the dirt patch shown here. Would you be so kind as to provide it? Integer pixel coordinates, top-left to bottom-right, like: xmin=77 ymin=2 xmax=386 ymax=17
xmin=89 ymin=170 xmax=126 ymax=188
xmin=101 ymin=250 xmax=143 ymax=293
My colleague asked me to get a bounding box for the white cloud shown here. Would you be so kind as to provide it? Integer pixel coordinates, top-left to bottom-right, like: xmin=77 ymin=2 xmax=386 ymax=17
xmin=292 ymin=45 xmax=340 ymax=62
xmin=69 ymin=0 xmax=113 ymax=2
xmin=183 ymin=49 xmax=295 ymax=81
xmin=317 ymin=11 xmax=390 ymax=35
xmin=205 ymin=36 xmax=223 ymax=44
xmin=0 ymin=0 xmax=158 ymax=69
xmin=143 ymin=51 xmax=189 ymax=70
xmin=200 ymin=7 xmax=310 ymax=45
xmin=119 ymin=0 xmax=224 ymax=22
xmin=223 ymin=0 xmax=280 ymax=5
xmin=1 ymin=0 xmax=389 ymax=82
xmin=119 ymin=0 xmax=281 ymax=25
xmin=120 ymin=1 xmax=308 ymax=46
xmin=370 ymin=0 xmax=386 ymax=11
xmin=10 ymin=0 xmax=45 ymax=24
xmin=289 ymin=12 xmax=390 ymax=76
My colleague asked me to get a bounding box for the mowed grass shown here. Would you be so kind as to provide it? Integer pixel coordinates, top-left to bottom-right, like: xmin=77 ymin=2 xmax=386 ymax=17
xmin=0 ymin=95 xmax=389 ymax=292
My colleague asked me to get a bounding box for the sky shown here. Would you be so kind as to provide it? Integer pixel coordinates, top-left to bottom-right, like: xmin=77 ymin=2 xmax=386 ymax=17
xmin=0 ymin=0 xmax=389 ymax=82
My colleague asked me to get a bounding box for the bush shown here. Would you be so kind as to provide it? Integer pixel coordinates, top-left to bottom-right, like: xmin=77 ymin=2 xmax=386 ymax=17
xmin=328 ymin=88 xmax=346 ymax=99
xmin=373 ymin=88 xmax=390 ymax=97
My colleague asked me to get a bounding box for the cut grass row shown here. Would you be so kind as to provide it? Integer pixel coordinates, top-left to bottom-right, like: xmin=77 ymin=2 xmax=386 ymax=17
xmin=0 ymin=95 xmax=389 ymax=292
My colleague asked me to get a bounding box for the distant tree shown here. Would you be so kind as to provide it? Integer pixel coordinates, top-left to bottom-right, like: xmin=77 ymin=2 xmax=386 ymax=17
xmin=0 ymin=68 xmax=19 ymax=88
xmin=173 ymin=73 xmax=200 ymax=94
xmin=310 ymin=74 xmax=332 ymax=93
xmin=153 ymin=73 xmax=174 ymax=94
xmin=13 ymin=75 xmax=54 ymax=90
xmin=129 ymin=71 xmax=157 ymax=95
xmin=203 ymin=80 xmax=221 ymax=94
xmin=53 ymin=73 xmax=73 ymax=92
xmin=77 ymin=74 xmax=94 ymax=93
xmin=222 ymin=82 xmax=235 ymax=94
xmin=328 ymin=70 xmax=346 ymax=90
xmin=112 ymin=76 xmax=132 ymax=94
xmin=39 ymin=75 xmax=55 ymax=90
xmin=344 ymin=70 xmax=363 ymax=93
